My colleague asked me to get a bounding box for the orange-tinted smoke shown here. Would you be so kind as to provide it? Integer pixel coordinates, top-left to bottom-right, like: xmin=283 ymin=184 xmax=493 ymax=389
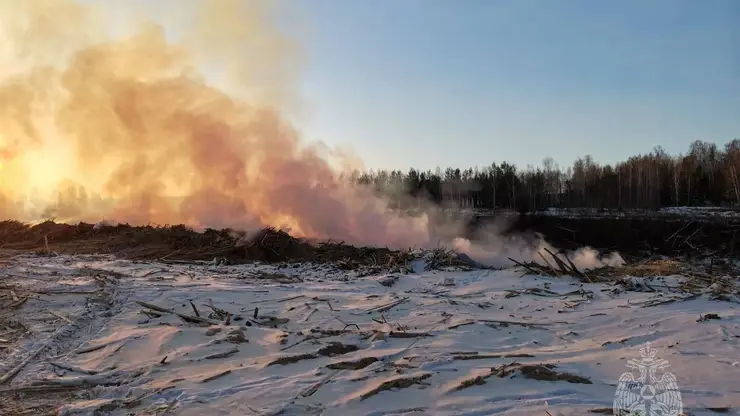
xmin=0 ymin=0 xmax=432 ymax=248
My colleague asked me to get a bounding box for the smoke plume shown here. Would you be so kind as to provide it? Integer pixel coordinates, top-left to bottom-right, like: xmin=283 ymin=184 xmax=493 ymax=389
xmin=0 ymin=0 xmax=433 ymax=247
xmin=0 ymin=0 xmax=623 ymax=269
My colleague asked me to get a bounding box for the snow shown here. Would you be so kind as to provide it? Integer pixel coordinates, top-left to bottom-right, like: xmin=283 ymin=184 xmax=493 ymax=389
xmin=1 ymin=254 xmax=739 ymax=415
xmin=534 ymin=206 xmax=740 ymax=220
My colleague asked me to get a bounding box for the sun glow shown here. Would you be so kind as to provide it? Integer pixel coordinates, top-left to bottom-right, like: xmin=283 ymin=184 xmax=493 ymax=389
xmin=0 ymin=0 xmax=432 ymax=248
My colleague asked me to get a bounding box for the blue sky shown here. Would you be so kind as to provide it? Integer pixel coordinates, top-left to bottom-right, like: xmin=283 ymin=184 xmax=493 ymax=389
xmin=82 ymin=0 xmax=739 ymax=172
xmin=289 ymin=0 xmax=739 ymax=171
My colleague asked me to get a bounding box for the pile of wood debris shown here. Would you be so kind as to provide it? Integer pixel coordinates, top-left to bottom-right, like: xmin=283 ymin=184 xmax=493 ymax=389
xmin=0 ymin=221 xmax=477 ymax=274
xmin=510 ymin=248 xmax=740 ymax=300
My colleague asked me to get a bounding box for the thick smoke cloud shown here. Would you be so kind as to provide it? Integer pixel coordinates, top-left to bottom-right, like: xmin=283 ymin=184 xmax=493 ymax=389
xmin=0 ymin=0 xmax=433 ymax=248
xmin=0 ymin=0 xmax=623 ymax=269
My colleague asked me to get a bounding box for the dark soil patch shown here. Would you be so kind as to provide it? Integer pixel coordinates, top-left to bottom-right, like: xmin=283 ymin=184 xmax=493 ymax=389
xmin=471 ymin=214 xmax=740 ymax=258
xmin=267 ymin=342 xmax=359 ymax=366
xmin=266 ymin=353 xmax=317 ymax=367
xmin=326 ymin=356 xmax=379 ymax=370
xmin=492 ymin=362 xmax=592 ymax=384
xmin=317 ymin=342 xmax=359 ymax=357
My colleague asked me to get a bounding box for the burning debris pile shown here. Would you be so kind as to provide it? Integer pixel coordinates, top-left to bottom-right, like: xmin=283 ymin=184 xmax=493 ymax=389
xmin=0 ymin=220 xmax=560 ymax=279
xmin=509 ymin=249 xmax=740 ymax=301
xmin=0 ymin=220 xmax=243 ymax=261
xmin=5 ymin=219 xmax=736 ymax=297
xmin=0 ymin=221 xmax=464 ymax=273
xmin=508 ymin=248 xmax=591 ymax=281
xmin=241 ymin=227 xmax=415 ymax=270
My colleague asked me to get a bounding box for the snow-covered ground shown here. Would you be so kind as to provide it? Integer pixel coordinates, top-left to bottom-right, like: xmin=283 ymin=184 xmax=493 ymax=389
xmin=1 ymin=254 xmax=739 ymax=415
xmin=533 ymin=206 xmax=740 ymax=220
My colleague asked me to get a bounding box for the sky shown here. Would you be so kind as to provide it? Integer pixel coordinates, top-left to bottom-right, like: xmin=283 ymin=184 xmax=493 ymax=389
xmin=73 ymin=0 xmax=740 ymax=172
xmin=290 ymin=0 xmax=740 ymax=172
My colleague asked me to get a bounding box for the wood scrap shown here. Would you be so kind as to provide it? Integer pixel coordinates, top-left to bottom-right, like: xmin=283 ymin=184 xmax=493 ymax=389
xmin=189 ymin=301 xmax=200 ymax=317
xmin=201 ymin=369 xmax=232 ymax=383
xmin=364 ymin=297 xmax=409 ymax=314
xmin=48 ymin=310 xmax=74 ymax=324
xmin=300 ymin=370 xmax=342 ymax=397
xmin=48 ymin=361 xmax=116 ymax=375
xmin=199 ymin=347 xmax=239 ymax=361
xmin=136 ymin=301 xmax=221 ymax=325
xmin=7 ymin=297 xmax=28 ymax=308
xmin=75 ymin=340 xmax=119 ymax=355
xmin=359 ymin=372 xmax=432 ymax=401
xmin=0 ymin=344 xmax=47 ymax=384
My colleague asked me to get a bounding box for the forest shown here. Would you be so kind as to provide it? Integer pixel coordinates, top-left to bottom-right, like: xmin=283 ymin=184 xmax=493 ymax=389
xmin=346 ymin=139 xmax=740 ymax=212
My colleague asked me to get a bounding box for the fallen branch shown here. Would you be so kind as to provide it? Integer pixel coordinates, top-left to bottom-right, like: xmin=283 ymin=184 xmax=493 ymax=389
xmin=7 ymin=297 xmax=28 ymax=309
xmin=637 ymin=293 xmax=702 ymax=308
xmin=479 ymin=319 xmax=563 ymax=328
xmin=49 ymin=361 xmax=116 ymax=375
xmin=326 ymin=357 xmax=379 ymax=370
xmin=198 ymin=347 xmax=239 ymax=361
xmin=189 ymin=301 xmax=200 ymax=317
xmin=508 ymin=257 xmax=544 ymax=276
xmin=252 ymin=295 xmax=305 ymax=304
xmin=24 ymin=368 xmax=146 ymax=388
xmin=386 ymin=331 xmax=432 ymax=339
xmin=0 ymin=344 xmax=47 ymax=384
xmin=538 ymin=251 xmax=557 ymax=273
xmin=359 ymin=372 xmax=432 ymax=400
xmin=544 ymin=248 xmax=583 ymax=278
xmin=201 ymin=369 xmax=232 ymax=383
xmin=48 ymin=310 xmax=74 ymax=324
xmin=364 ymin=297 xmax=409 ymax=314
xmin=451 ymin=352 xmax=535 ymax=360
xmin=300 ymin=370 xmax=342 ymax=397
xmin=136 ymin=300 xmax=222 ymax=325
xmin=75 ymin=340 xmax=119 ymax=355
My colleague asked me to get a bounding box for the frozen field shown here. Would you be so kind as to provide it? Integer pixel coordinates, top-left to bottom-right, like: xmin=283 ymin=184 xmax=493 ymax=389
xmin=530 ymin=207 xmax=740 ymax=221
xmin=1 ymin=254 xmax=739 ymax=415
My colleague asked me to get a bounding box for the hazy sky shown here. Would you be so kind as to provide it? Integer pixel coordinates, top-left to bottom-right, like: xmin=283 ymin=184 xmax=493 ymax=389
xmin=293 ymin=0 xmax=739 ymax=171
xmin=81 ymin=0 xmax=739 ymax=172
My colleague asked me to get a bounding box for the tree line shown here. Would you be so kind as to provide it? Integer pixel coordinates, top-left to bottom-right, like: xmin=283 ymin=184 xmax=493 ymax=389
xmin=344 ymin=139 xmax=740 ymax=212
